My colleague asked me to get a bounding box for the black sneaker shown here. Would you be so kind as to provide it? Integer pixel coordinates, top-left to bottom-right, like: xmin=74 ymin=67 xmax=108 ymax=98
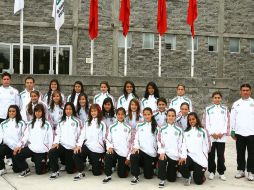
xmin=131 ymin=176 xmax=139 ymax=185
xmin=19 ymin=168 xmax=31 ymax=177
xmin=73 ymin=172 xmax=85 ymax=181
xmin=49 ymin=172 xmax=60 ymax=180
xmin=158 ymin=180 xmax=165 ymax=188
xmin=102 ymin=176 xmax=112 ymax=183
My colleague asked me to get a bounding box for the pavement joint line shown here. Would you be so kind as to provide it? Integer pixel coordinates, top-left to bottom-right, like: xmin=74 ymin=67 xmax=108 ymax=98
xmin=1 ymin=175 xmax=18 ymax=190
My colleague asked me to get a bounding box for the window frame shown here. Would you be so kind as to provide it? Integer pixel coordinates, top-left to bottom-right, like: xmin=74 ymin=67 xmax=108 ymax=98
xmin=142 ymin=33 xmax=155 ymax=50
xmin=208 ymin=37 xmax=218 ymax=53
xmin=229 ymin=38 xmax=240 ymax=54
xmin=165 ymin=35 xmax=176 ymax=50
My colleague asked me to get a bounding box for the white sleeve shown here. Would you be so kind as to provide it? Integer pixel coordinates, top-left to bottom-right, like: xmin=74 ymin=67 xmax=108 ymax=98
xmin=17 ymin=125 xmax=29 ymax=147
xmin=133 ymin=128 xmax=139 ymax=149
xmin=203 ymin=108 xmax=212 ymax=135
xmin=47 ymin=123 xmax=54 ymax=150
xmin=53 ymin=123 xmax=61 ymax=144
xmin=180 ymin=134 xmax=187 ymax=159
xmin=105 ymin=126 xmax=113 ymax=149
xmin=77 ymin=122 xmax=86 ymax=147
xmin=15 ymin=91 xmax=21 ymax=108
xmin=230 ymin=103 xmax=237 ymax=133
xmin=157 ymin=129 xmax=165 ymax=154
xmin=0 ymin=124 xmax=3 ymax=144
xmin=224 ymin=108 xmax=230 ymax=135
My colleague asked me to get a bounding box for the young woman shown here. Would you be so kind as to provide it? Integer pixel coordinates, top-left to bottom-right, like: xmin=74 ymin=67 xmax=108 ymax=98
xmin=0 ymin=105 xmax=26 ymax=175
xmin=102 ymin=107 xmax=132 ymax=183
xmin=94 ymin=81 xmax=115 ymax=109
xmin=48 ymin=90 xmax=64 ymax=130
xmin=178 ymin=112 xmax=210 ymax=186
xmin=73 ymin=104 xmax=106 ymax=180
xmin=26 ymin=91 xmax=49 ymax=122
xmin=203 ymin=91 xmax=229 ymax=181
xmin=117 ymin=81 xmax=139 ymax=112
xmin=102 ymin=97 xmax=116 ymax=129
xmin=48 ymin=102 xmax=82 ymax=179
xmin=130 ymin=107 xmax=158 ymax=185
xmin=154 ymin=97 xmax=167 ymax=127
xmin=76 ymin=93 xmax=89 ymax=125
xmin=141 ymin=82 xmax=160 ymax=113
xmin=13 ymin=104 xmax=53 ymax=177
xmin=125 ymin=99 xmax=143 ymax=129
xmin=157 ymin=108 xmax=183 ymax=187
xmin=67 ymin=81 xmax=84 ymax=108
xmin=176 ymin=102 xmax=190 ymax=131
xmin=43 ymin=79 xmax=65 ymax=107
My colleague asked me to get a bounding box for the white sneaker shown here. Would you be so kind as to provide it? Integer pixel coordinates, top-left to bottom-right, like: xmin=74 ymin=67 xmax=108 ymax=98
xmin=247 ymin=172 xmax=254 ymax=181
xmin=219 ymin=174 xmax=226 ymax=181
xmin=0 ymin=169 xmax=7 ymax=176
xmin=208 ymin=172 xmax=215 ymax=180
xmin=6 ymin=159 xmax=12 ymax=166
xmin=235 ymin=170 xmax=245 ymax=179
xmin=177 ymin=171 xmax=182 ymax=178
xmin=60 ymin=165 xmax=66 ymax=171
xmin=184 ymin=177 xmax=191 ymax=186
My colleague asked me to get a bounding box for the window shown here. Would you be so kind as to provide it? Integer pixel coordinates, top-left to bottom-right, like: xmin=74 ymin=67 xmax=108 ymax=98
xmin=187 ymin=36 xmax=198 ymax=51
xmin=33 ymin=46 xmax=51 ymax=74
xmin=53 ymin=46 xmax=71 ymax=74
xmin=142 ymin=33 xmax=154 ymax=49
xmin=251 ymin=39 xmax=254 ymax=54
xmin=13 ymin=45 xmax=31 ymax=74
xmin=208 ymin=37 xmax=218 ymax=52
xmin=165 ymin=35 xmax=176 ymax=50
xmin=0 ymin=43 xmax=11 ymax=73
xmin=118 ymin=32 xmax=132 ymax=48
xmin=229 ymin=38 xmax=240 ymax=53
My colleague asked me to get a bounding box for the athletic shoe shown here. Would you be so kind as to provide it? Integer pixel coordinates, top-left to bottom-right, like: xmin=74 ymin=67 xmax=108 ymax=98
xmin=19 ymin=168 xmax=31 ymax=177
xmin=88 ymin=164 xmax=92 ymax=171
xmin=6 ymin=159 xmax=13 ymax=166
xmin=102 ymin=176 xmax=112 ymax=183
xmin=184 ymin=177 xmax=191 ymax=186
xmin=131 ymin=176 xmax=139 ymax=185
xmin=208 ymin=172 xmax=215 ymax=180
xmin=235 ymin=170 xmax=245 ymax=179
xmin=177 ymin=171 xmax=182 ymax=178
xmin=73 ymin=172 xmax=85 ymax=181
xmin=219 ymin=174 xmax=226 ymax=181
xmin=49 ymin=171 xmax=60 ymax=180
xmin=0 ymin=169 xmax=7 ymax=176
xmin=247 ymin=172 xmax=254 ymax=181
xmin=158 ymin=180 xmax=165 ymax=188
xmin=59 ymin=165 xmax=66 ymax=171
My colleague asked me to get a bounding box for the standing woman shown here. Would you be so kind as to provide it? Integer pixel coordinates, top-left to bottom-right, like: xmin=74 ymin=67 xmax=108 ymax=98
xmin=94 ymin=81 xmax=115 ymax=109
xmin=178 ymin=112 xmax=210 ymax=186
xmin=67 ymin=81 xmax=84 ymax=108
xmin=48 ymin=102 xmax=82 ymax=179
xmin=76 ymin=93 xmax=89 ymax=125
xmin=117 ymin=81 xmax=139 ymax=112
xmin=130 ymin=107 xmax=158 ymax=185
xmin=0 ymin=105 xmax=26 ymax=175
xmin=43 ymin=79 xmax=65 ymax=108
xmin=13 ymin=104 xmax=53 ymax=177
xmin=73 ymin=104 xmax=106 ymax=180
xmin=102 ymin=97 xmax=116 ymax=129
xmin=154 ymin=97 xmax=168 ymax=128
xmin=48 ymin=90 xmax=64 ymax=130
xmin=141 ymin=82 xmax=160 ymax=113
xmin=125 ymin=99 xmax=143 ymax=129
xmin=176 ymin=102 xmax=190 ymax=131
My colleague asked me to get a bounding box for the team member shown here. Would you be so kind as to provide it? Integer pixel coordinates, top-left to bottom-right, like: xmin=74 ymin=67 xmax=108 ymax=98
xmin=44 ymin=79 xmax=65 ymax=107
xmin=0 ymin=72 xmax=20 ymax=123
xmin=94 ymin=81 xmax=115 ymax=109
xmin=154 ymin=98 xmax=167 ymax=127
xmin=102 ymin=98 xmax=116 ymax=129
xmin=67 ymin=81 xmax=84 ymax=108
xmin=169 ymin=84 xmax=193 ymax=115
xmin=176 ymin=102 xmax=190 ymax=131
xmin=231 ymin=84 xmax=254 ymax=181
xmin=76 ymin=93 xmax=89 ymax=125
xmin=125 ymin=99 xmax=143 ymax=129
xmin=141 ymin=82 xmax=159 ymax=113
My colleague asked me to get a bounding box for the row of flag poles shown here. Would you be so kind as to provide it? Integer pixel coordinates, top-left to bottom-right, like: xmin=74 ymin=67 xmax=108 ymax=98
xmin=13 ymin=0 xmax=198 ymax=77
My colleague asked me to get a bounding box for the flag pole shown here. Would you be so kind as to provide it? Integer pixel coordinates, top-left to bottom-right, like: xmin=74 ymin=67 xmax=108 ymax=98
xmin=124 ymin=35 xmax=127 ymax=76
xmin=91 ymin=40 xmax=94 ymax=75
xmin=56 ymin=29 xmax=60 ymax=75
xmin=20 ymin=9 xmax=24 ymax=74
xmin=191 ymin=36 xmax=194 ymax=78
xmin=158 ymin=35 xmax=162 ymax=77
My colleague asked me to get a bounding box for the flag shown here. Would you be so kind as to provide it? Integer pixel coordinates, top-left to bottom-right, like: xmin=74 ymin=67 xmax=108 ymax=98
xmin=52 ymin=0 xmax=65 ymax=30
xmin=14 ymin=0 xmax=24 ymax=14
xmin=187 ymin=0 xmax=198 ymax=38
xmin=119 ymin=0 xmax=130 ymax=37
xmin=157 ymin=0 xmax=167 ymax=36
xmin=89 ymin=0 xmax=98 ymax=40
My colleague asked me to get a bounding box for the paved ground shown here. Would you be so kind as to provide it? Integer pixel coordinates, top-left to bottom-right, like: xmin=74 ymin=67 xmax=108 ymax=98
xmin=1 ymin=137 xmax=253 ymax=190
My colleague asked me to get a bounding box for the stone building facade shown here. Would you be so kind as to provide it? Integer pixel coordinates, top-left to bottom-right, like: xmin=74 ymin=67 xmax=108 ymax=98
xmin=0 ymin=0 xmax=254 ymax=115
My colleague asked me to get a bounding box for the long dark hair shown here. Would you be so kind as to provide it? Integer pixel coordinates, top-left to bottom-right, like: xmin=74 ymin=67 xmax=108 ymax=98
xmin=61 ymin=102 xmax=77 ymax=122
xmin=46 ymin=79 xmax=61 ymax=105
xmin=100 ymin=81 xmax=110 ymax=94
xmin=102 ymin=97 xmax=115 ymax=118
xmin=50 ymin=90 xmax=63 ymax=110
xmin=76 ymin=93 xmax=89 ymax=115
xmin=144 ymin=81 xmax=159 ymax=99
xmin=143 ymin=107 xmax=157 ymax=134
xmin=70 ymin=81 xmax=84 ymax=103
xmin=88 ymin=104 xmax=103 ymax=126
xmin=28 ymin=90 xmax=40 ymax=115
xmin=31 ymin=104 xmax=46 ymax=128
xmin=123 ymin=81 xmax=138 ymax=100
xmin=185 ymin=112 xmax=203 ymax=132
xmin=6 ymin=105 xmax=22 ymax=124
xmin=128 ymin=99 xmax=141 ymax=121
